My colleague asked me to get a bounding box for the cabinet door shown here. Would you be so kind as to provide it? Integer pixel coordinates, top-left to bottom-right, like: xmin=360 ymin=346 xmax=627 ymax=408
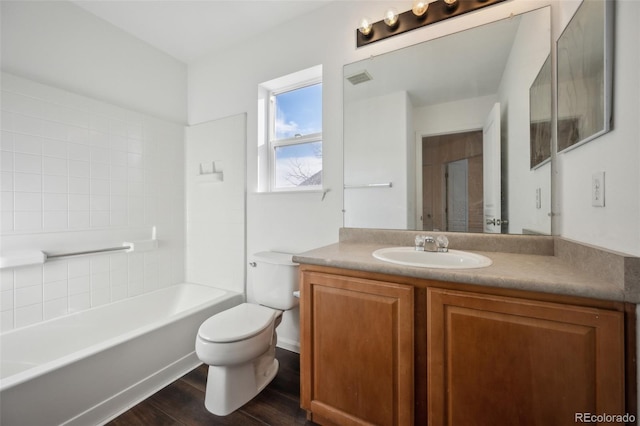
xmin=427 ymin=288 xmax=625 ymax=426
xmin=300 ymin=271 xmax=414 ymax=426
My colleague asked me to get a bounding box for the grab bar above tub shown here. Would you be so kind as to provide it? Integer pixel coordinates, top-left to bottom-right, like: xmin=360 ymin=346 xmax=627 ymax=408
xmin=0 ymin=240 xmax=158 ymax=269
xmin=44 ymin=245 xmax=132 ymax=260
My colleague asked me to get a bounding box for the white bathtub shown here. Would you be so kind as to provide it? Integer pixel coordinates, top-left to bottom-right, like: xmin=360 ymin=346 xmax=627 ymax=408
xmin=0 ymin=282 xmax=243 ymax=426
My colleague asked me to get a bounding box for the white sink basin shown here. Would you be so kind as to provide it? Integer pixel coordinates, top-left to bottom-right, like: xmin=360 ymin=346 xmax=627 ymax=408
xmin=372 ymin=247 xmax=492 ymax=269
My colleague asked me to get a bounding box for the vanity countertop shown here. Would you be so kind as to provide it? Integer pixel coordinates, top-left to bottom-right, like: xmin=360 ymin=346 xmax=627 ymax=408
xmin=293 ymin=241 xmax=635 ymax=303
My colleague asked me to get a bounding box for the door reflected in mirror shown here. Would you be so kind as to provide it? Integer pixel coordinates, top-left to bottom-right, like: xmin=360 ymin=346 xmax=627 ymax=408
xmin=343 ymin=6 xmax=551 ymax=235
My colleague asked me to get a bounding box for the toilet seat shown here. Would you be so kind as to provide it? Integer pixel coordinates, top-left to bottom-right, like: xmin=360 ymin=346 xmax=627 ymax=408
xmin=198 ymin=303 xmax=277 ymax=343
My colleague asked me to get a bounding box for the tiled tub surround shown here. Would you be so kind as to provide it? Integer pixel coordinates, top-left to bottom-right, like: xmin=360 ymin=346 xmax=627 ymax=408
xmin=293 ymin=228 xmax=640 ymax=303
xmin=0 ymin=73 xmax=186 ymax=332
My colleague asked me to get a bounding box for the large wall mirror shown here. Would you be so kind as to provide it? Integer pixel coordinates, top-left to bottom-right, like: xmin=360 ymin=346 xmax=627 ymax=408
xmin=343 ymin=6 xmax=551 ymax=235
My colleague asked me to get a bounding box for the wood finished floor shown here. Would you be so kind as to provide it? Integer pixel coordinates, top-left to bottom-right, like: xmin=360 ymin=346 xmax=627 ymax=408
xmin=108 ymin=348 xmax=316 ymax=426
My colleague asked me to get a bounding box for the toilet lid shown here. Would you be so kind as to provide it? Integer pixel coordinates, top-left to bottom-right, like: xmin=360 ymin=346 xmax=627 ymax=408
xmin=198 ymin=303 xmax=277 ymax=343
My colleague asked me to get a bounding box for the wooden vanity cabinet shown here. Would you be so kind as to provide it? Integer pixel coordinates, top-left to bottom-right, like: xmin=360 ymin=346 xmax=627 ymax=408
xmin=299 ymin=269 xmax=414 ymax=426
xmin=427 ymin=287 xmax=626 ymax=426
xmin=299 ymin=265 xmax=634 ymax=426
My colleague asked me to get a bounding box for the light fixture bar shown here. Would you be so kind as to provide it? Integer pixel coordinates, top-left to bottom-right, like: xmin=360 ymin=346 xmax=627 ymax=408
xmin=356 ymin=0 xmax=506 ymax=48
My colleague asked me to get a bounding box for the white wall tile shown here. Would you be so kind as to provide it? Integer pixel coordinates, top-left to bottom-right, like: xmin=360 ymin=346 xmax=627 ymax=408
xmin=110 ymin=150 xmax=127 ymax=166
xmin=13 ymin=133 xmax=42 ymax=154
xmin=91 ymin=287 xmax=110 ymax=306
xmin=90 ymin=162 xmax=109 ymax=179
xmin=43 ymin=260 xmax=68 ymax=283
xmin=43 ymin=156 xmax=67 ymax=175
xmin=0 ymin=139 xmax=14 ymax=156
xmin=68 ymin=292 xmax=90 ymax=313
xmin=68 ymin=275 xmax=90 ymax=295
xmin=68 ymin=126 xmax=89 ymax=144
xmin=15 ymin=303 xmax=42 ymax=328
xmin=15 ymin=284 xmax=43 ymax=308
xmin=1 ymin=152 xmax=14 ymax=171
xmin=43 ymin=280 xmax=67 ymax=301
xmin=42 ymin=175 xmax=67 ymax=193
xmin=2 ymin=74 xmax=185 ymax=330
xmin=111 ymin=285 xmax=127 ymax=302
xmin=68 ymin=258 xmax=90 ymax=278
xmin=1 ymin=172 xmax=13 ymax=191
xmin=88 ymin=130 xmax=109 ymax=148
xmin=14 ymin=192 xmax=41 ymax=211
xmin=90 ymin=179 xmax=109 ymax=195
xmin=1 ymin=191 xmax=14 ymax=211
xmin=13 ymin=115 xmax=43 ymax=138
xmin=14 ymin=265 xmax=43 ymax=288
xmin=68 ymin=211 xmax=90 ymax=228
xmin=43 ymin=193 xmax=68 ymax=211
xmin=44 ymin=297 xmax=68 ymax=320
xmin=0 ymin=269 xmax=14 ymax=291
xmin=14 ymin=153 xmax=41 ymax=174
xmin=69 ymin=194 xmax=89 ymax=211
xmin=1 ymin=290 xmax=14 ymax=311
xmin=14 ymin=172 xmax=41 ymax=192
xmin=42 ymin=139 xmax=69 ymax=160
xmin=91 ymin=211 xmax=109 ymax=227
xmin=68 ymin=177 xmax=90 ymax=194
xmin=43 ymin=211 xmax=67 ymax=230
xmin=68 ymin=143 xmax=90 ymax=161
xmin=41 ymin=121 xmax=68 ymax=141
xmin=1 ymin=310 xmax=14 ymax=332
xmin=90 ymin=195 xmax=109 ymax=211
xmin=1 ymin=211 xmax=14 ymax=231
xmin=14 ymin=211 xmax=42 ymax=231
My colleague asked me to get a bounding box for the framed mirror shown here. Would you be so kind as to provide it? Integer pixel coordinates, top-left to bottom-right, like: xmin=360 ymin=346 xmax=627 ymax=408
xmin=557 ymin=0 xmax=613 ymax=153
xmin=343 ymin=6 xmax=551 ymax=235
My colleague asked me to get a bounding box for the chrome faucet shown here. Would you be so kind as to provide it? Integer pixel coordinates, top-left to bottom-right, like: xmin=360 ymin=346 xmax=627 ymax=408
xmin=415 ymin=234 xmax=449 ymax=253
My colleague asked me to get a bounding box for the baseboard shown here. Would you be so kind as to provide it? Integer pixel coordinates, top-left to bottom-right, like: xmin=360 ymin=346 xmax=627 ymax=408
xmin=277 ymin=337 xmax=300 ymax=354
xmin=65 ymin=352 xmax=202 ymax=426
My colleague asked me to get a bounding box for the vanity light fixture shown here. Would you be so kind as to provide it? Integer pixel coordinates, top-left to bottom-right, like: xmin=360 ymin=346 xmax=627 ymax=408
xmin=411 ymin=0 xmax=429 ymax=18
xmin=443 ymin=0 xmax=459 ymax=10
xmin=358 ymin=17 xmax=373 ymax=37
xmin=384 ymin=8 xmax=399 ymax=28
xmin=356 ymin=0 xmax=506 ymax=48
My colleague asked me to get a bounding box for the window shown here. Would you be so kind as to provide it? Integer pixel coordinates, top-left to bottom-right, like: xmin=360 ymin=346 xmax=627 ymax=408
xmin=258 ymin=66 xmax=322 ymax=192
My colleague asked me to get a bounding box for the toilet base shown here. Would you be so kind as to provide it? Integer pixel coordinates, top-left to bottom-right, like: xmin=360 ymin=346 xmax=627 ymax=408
xmin=203 ymin=350 xmax=279 ymax=416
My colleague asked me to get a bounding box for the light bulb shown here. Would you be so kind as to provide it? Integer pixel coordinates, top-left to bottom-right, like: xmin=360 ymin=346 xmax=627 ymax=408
xmin=412 ymin=0 xmax=429 ymax=17
xmin=358 ymin=17 xmax=373 ymax=36
xmin=383 ymin=8 xmax=399 ymax=28
xmin=444 ymin=0 xmax=458 ymax=9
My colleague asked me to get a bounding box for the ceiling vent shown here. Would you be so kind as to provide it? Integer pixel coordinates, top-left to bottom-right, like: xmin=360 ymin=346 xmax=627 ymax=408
xmin=346 ymin=70 xmax=373 ymax=85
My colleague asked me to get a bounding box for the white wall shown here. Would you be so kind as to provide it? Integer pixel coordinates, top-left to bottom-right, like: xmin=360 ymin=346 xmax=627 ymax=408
xmin=554 ymin=0 xmax=640 ymax=256
xmin=344 ymin=91 xmax=411 ymax=229
xmin=0 ymin=73 xmax=185 ymax=331
xmin=185 ymin=114 xmax=246 ymax=295
xmin=0 ymin=1 xmax=187 ymax=124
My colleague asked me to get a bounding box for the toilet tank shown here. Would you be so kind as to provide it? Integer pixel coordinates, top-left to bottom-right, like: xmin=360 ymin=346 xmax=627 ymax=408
xmin=251 ymin=252 xmax=299 ymax=310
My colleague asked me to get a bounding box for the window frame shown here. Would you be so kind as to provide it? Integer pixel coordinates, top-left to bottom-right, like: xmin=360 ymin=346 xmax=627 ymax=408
xmin=265 ymin=77 xmax=323 ymax=192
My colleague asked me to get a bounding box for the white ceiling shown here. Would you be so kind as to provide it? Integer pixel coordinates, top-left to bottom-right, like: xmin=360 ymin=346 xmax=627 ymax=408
xmin=71 ymin=0 xmax=336 ymax=64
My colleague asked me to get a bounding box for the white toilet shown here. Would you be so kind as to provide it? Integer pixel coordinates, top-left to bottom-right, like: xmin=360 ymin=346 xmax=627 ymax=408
xmin=195 ymin=251 xmax=299 ymax=416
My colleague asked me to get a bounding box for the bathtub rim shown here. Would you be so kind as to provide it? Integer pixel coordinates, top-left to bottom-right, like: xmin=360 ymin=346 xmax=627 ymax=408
xmin=0 ymin=282 xmax=242 ymax=392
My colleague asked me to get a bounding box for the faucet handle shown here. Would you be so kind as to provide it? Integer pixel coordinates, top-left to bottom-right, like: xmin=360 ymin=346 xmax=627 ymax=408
xmin=436 ymin=235 xmax=449 ymax=252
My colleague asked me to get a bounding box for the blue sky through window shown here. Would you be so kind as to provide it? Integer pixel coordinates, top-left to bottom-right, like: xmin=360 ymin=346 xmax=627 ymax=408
xmin=272 ymin=82 xmax=322 ymax=188
xmin=274 ymin=83 xmax=322 ymax=140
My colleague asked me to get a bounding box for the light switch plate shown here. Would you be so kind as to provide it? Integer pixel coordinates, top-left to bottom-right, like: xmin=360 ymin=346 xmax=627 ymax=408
xmin=592 ymin=171 xmax=605 ymax=207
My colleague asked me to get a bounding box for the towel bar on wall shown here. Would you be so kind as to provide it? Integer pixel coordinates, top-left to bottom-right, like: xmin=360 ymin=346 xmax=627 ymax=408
xmin=344 ymin=182 xmax=393 ymax=189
